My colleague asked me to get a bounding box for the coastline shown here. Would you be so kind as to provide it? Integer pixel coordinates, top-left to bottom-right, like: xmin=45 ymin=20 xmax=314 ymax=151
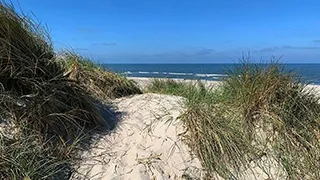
xmin=128 ymin=77 xmax=222 ymax=90
xmin=129 ymin=77 xmax=320 ymax=96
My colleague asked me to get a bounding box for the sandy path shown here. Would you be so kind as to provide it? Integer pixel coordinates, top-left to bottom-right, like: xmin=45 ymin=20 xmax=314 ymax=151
xmin=72 ymin=93 xmax=285 ymax=180
xmin=73 ymin=93 xmax=203 ymax=180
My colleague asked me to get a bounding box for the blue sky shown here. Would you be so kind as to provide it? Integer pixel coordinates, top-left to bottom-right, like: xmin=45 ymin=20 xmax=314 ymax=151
xmin=13 ymin=0 xmax=320 ymax=63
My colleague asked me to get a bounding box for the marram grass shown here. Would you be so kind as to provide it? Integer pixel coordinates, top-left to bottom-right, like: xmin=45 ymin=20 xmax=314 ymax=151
xmin=0 ymin=2 xmax=141 ymax=179
xmin=147 ymin=62 xmax=320 ymax=179
xmin=0 ymin=0 xmax=108 ymax=140
xmin=58 ymin=52 xmax=142 ymax=99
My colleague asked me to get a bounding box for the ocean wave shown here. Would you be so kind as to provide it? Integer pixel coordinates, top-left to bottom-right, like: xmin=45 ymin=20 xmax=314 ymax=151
xmin=138 ymin=71 xmax=150 ymax=74
xmin=122 ymin=71 xmax=228 ymax=79
xmin=167 ymin=72 xmax=190 ymax=76
xmin=195 ymin=73 xmax=227 ymax=77
xmin=124 ymin=71 xmax=132 ymax=74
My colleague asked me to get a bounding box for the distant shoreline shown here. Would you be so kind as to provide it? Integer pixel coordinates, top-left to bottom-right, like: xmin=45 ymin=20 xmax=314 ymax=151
xmin=106 ymin=64 xmax=320 ymax=85
xmin=129 ymin=77 xmax=320 ymax=96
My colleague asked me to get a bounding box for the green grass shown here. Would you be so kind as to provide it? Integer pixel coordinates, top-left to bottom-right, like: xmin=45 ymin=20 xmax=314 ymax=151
xmin=147 ymin=78 xmax=220 ymax=104
xmin=146 ymin=61 xmax=320 ymax=179
xmin=147 ymin=79 xmax=199 ymax=97
xmin=0 ymin=133 xmax=74 ymax=180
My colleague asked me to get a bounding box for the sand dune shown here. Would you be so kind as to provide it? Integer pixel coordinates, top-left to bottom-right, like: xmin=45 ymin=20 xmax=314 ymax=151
xmin=73 ymin=94 xmax=287 ymax=180
xmin=72 ymin=78 xmax=320 ymax=180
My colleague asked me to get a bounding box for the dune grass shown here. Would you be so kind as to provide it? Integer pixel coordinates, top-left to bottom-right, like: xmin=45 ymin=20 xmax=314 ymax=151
xmin=1 ymin=0 xmax=319 ymax=179
xmin=0 ymin=2 xmax=99 ymax=178
xmin=147 ymin=79 xmax=199 ymax=97
xmin=146 ymin=62 xmax=320 ymax=179
xmin=0 ymin=0 xmax=108 ymax=140
xmin=58 ymin=52 xmax=142 ymax=99
xmin=0 ymin=2 xmax=141 ymax=179
xmin=0 ymin=133 xmax=74 ymax=179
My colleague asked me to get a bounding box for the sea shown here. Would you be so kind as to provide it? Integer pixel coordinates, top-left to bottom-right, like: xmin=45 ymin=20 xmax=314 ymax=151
xmin=103 ymin=64 xmax=320 ymax=85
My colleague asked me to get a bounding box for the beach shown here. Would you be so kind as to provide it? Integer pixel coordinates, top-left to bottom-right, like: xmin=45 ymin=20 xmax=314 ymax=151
xmin=2 ymin=2 xmax=320 ymax=179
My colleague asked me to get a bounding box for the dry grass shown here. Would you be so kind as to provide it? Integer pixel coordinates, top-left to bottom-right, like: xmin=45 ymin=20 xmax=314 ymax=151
xmin=58 ymin=52 xmax=142 ymax=99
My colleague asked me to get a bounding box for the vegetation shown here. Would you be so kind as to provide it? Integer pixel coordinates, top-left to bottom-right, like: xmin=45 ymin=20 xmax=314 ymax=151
xmin=147 ymin=62 xmax=320 ymax=179
xmin=146 ymin=78 xmax=200 ymax=97
xmin=0 ymin=133 xmax=73 ymax=179
xmin=0 ymin=2 xmax=141 ymax=179
xmin=58 ymin=52 xmax=142 ymax=99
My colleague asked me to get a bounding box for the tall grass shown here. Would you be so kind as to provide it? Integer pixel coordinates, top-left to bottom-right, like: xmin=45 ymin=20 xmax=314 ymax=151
xmin=148 ymin=78 xmax=253 ymax=178
xmin=0 ymin=133 xmax=73 ymax=180
xmin=0 ymin=2 xmax=136 ymax=179
xmin=147 ymin=61 xmax=320 ymax=179
xmin=222 ymin=61 xmax=320 ymax=178
xmin=0 ymin=1 xmax=108 ymax=140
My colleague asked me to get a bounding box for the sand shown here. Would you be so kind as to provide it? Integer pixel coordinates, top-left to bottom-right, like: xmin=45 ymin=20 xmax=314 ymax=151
xmin=72 ymin=77 xmax=320 ymax=180
xmin=73 ymin=93 xmax=204 ymax=180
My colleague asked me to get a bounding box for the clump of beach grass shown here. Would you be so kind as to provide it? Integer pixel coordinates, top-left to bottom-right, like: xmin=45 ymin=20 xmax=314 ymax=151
xmin=148 ymin=78 xmax=252 ymax=178
xmin=147 ymin=60 xmax=320 ymax=179
xmin=0 ymin=1 xmax=107 ymax=140
xmin=0 ymin=2 xmax=135 ymax=179
xmin=58 ymin=52 xmax=142 ymax=99
xmin=222 ymin=60 xmax=320 ymax=179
